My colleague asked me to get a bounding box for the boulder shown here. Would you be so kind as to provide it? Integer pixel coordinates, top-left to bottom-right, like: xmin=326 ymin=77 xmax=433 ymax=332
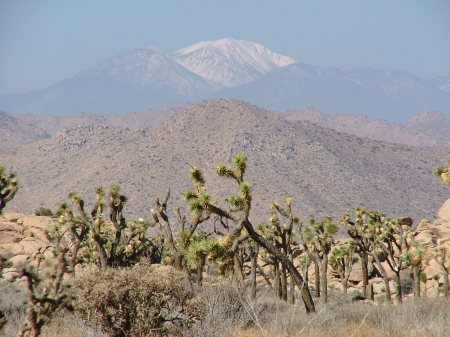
xmin=437 ymin=198 xmax=450 ymax=221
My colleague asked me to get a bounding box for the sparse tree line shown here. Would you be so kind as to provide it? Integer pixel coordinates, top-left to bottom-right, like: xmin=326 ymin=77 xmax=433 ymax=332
xmin=0 ymin=156 xmax=449 ymax=337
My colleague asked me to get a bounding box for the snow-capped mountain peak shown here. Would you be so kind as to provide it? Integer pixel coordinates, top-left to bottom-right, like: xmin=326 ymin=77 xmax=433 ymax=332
xmin=172 ymin=38 xmax=296 ymax=87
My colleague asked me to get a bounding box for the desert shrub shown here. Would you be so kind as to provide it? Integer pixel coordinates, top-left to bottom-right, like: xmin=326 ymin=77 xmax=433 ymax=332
xmin=0 ymin=283 xmax=28 ymax=336
xmin=34 ymin=207 xmax=54 ymax=217
xmin=73 ymin=264 xmax=204 ymax=337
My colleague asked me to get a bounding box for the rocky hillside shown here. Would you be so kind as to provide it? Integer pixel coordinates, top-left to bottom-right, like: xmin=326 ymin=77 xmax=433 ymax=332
xmin=0 ymin=99 xmax=448 ymax=223
xmin=3 ymin=104 xmax=450 ymax=150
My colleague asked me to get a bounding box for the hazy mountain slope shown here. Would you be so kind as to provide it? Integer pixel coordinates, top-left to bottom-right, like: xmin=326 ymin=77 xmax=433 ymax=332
xmin=0 ymin=104 xmax=187 ymax=149
xmin=279 ymin=107 xmax=450 ymax=146
xmin=218 ymin=63 xmax=450 ymax=121
xmin=429 ymin=75 xmax=450 ymax=93
xmin=1 ymin=99 xmax=448 ymax=223
xmin=173 ymin=38 xmax=295 ymax=87
xmin=0 ymin=49 xmax=217 ymax=115
xmin=403 ymin=110 xmax=450 ymax=142
xmin=0 ymin=111 xmax=49 ymax=148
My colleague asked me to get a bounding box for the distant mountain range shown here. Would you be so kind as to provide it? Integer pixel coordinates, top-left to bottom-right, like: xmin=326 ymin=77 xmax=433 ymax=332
xmin=279 ymin=108 xmax=450 ymax=147
xmin=1 ymin=38 xmax=450 ymax=120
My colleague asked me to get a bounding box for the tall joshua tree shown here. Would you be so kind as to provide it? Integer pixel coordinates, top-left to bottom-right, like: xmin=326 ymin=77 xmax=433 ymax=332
xmin=173 ymin=155 xmax=315 ymax=313
xmin=214 ymin=154 xmax=316 ymax=313
xmin=0 ymin=164 xmax=18 ymax=215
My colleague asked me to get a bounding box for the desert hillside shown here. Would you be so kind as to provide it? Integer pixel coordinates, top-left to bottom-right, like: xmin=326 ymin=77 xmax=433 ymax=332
xmin=0 ymin=99 xmax=448 ymax=223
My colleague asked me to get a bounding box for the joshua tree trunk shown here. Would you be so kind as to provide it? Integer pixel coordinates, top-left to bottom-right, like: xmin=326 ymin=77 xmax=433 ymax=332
xmin=412 ymin=266 xmax=420 ymax=298
xmin=342 ymin=278 xmax=348 ymax=296
xmin=243 ymin=220 xmax=316 ymax=313
xmin=372 ymin=253 xmax=391 ymax=302
xmin=250 ymin=244 xmax=258 ymax=300
xmin=274 ymin=261 xmax=281 ymax=299
xmin=314 ymin=259 xmax=320 ymax=298
xmin=359 ymin=253 xmax=369 ymax=298
xmin=443 ymin=268 xmax=449 ymax=298
xmin=233 ymin=254 xmax=244 ymax=285
xmin=394 ymin=271 xmax=402 ymax=303
xmin=281 ymin=264 xmax=288 ymax=301
xmin=368 ymin=283 xmax=374 ymax=301
xmin=289 ymin=254 xmax=295 ymax=304
xmin=321 ymin=254 xmax=328 ymax=303
xmin=196 ymin=256 xmax=206 ymax=286
xmin=173 ymin=253 xmax=183 ymax=270
xmin=302 ymin=263 xmax=309 ymax=285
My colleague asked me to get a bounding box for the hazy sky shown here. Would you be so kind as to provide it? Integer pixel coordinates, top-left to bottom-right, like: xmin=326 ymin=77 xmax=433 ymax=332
xmin=1 ymin=0 xmax=449 ymax=95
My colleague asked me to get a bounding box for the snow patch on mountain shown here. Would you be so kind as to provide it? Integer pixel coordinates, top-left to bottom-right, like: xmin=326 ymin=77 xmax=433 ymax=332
xmin=172 ymin=38 xmax=296 ymax=87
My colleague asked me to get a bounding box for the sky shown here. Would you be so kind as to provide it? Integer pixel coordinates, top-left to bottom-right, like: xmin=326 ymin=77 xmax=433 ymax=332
xmin=0 ymin=0 xmax=449 ymax=95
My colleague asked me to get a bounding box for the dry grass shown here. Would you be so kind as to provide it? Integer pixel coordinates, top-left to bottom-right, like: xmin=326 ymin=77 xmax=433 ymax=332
xmin=2 ymin=277 xmax=449 ymax=337
xmin=229 ymin=294 xmax=449 ymax=337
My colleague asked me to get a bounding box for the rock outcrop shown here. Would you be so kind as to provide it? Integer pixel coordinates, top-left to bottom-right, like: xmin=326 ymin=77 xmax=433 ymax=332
xmin=0 ymin=213 xmax=52 ymax=282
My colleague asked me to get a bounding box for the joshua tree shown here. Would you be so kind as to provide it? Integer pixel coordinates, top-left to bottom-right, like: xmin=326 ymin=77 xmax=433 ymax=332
xmin=192 ymin=154 xmax=316 ymax=313
xmin=58 ymin=185 xmax=152 ymax=268
xmin=0 ymin=164 xmax=18 ymax=215
xmin=329 ymin=241 xmax=356 ymax=296
xmin=303 ymin=217 xmax=337 ymax=303
xmin=374 ymin=216 xmax=414 ymax=303
xmin=342 ymin=208 xmax=391 ymax=301
xmin=16 ymin=232 xmax=72 ymax=337
xmin=255 ymin=198 xmax=301 ymax=302
xmin=401 ymin=239 xmax=425 ymax=298
xmin=434 ymin=246 xmax=449 ymax=297
xmin=298 ymin=254 xmax=313 ymax=288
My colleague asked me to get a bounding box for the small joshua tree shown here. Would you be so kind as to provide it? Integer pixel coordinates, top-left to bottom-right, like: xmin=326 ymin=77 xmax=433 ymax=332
xmin=16 ymin=231 xmax=72 ymax=337
xmin=401 ymin=239 xmax=425 ymax=298
xmin=256 ymin=198 xmax=301 ymax=302
xmin=57 ymin=185 xmax=153 ymax=269
xmin=151 ymin=167 xmax=214 ymax=272
xmin=435 ymin=157 xmax=450 ymax=186
xmin=342 ymin=208 xmax=391 ymax=301
xmin=0 ymin=164 xmax=18 ymax=215
xmin=434 ymin=246 xmax=449 ymax=297
xmin=303 ymin=217 xmax=337 ymax=303
xmin=329 ymin=241 xmax=356 ymax=296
